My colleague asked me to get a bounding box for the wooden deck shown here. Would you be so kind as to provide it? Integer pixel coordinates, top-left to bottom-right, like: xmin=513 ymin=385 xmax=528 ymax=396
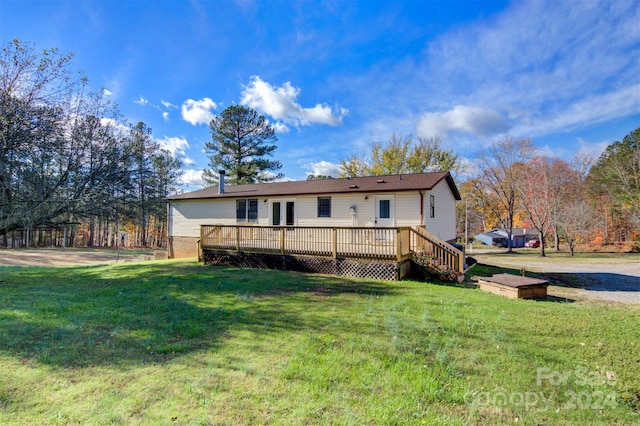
xmin=200 ymin=225 xmax=465 ymax=281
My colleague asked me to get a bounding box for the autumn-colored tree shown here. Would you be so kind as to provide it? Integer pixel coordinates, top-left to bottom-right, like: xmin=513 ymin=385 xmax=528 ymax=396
xmin=517 ymin=157 xmax=577 ymax=256
xmin=339 ymin=132 xmax=460 ymax=177
xmin=306 ymin=174 xmax=334 ymax=180
xmin=370 ymin=133 xmax=411 ymax=175
xmin=338 ymin=153 xmax=370 ymax=177
xmin=407 ymin=136 xmax=459 ymax=174
xmin=457 ymin=179 xmax=500 ymax=238
xmin=474 ymin=137 xmax=535 ymax=252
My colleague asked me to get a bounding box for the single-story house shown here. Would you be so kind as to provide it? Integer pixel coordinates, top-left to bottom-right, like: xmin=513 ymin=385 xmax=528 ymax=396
xmin=474 ymin=228 xmax=538 ymax=248
xmin=166 ymin=171 xmax=462 ymax=258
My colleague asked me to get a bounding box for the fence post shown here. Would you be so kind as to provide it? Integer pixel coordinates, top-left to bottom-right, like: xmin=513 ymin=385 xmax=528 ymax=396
xmin=235 ymin=226 xmax=240 ymax=251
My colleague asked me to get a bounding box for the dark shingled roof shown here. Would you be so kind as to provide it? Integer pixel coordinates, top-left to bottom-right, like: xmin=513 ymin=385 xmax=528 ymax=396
xmin=167 ymin=171 xmax=462 ymax=201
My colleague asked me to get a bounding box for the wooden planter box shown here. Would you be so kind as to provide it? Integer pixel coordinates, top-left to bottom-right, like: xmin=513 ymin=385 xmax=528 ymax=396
xmin=477 ymin=273 xmax=548 ymax=299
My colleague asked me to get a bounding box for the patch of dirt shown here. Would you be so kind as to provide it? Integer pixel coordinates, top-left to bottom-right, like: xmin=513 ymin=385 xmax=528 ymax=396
xmin=0 ymin=248 xmax=156 ymax=267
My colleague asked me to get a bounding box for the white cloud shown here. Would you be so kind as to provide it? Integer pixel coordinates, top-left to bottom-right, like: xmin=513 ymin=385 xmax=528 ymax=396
xmin=510 ymin=85 xmax=640 ymax=137
xmin=102 ymin=88 xmax=113 ymax=96
xmin=99 ymin=117 xmax=130 ymax=135
xmin=241 ymin=76 xmax=347 ymax=128
xmin=567 ymin=137 xmax=608 ymax=162
xmin=417 ymin=0 xmax=640 ymax=139
xmin=416 ymin=106 xmax=509 ymax=139
xmin=162 ymin=112 xmax=169 ymax=121
xmin=181 ymin=98 xmax=218 ymax=125
xmin=305 ymin=160 xmax=341 ymax=177
xmin=180 ymin=169 xmax=206 ymax=188
xmin=161 ymin=100 xmax=176 ymax=108
xmin=134 ymin=96 xmax=149 ymax=105
xmin=156 ymin=136 xmax=189 ymax=157
xmin=272 ymin=121 xmax=289 ymax=133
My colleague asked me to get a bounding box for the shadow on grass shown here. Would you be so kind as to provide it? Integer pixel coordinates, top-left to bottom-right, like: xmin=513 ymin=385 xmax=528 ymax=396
xmin=0 ymin=262 xmax=399 ymax=369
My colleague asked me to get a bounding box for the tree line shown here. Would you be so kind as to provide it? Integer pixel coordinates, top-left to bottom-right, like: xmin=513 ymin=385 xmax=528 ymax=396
xmin=460 ymin=130 xmax=639 ymax=255
xmin=3 ymin=39 xmax=636 ymax=253
xmin=0 ymin=39 xmax=181 ymax=248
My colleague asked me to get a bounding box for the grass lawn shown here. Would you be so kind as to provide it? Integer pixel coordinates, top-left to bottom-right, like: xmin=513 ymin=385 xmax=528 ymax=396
xmin=0 ymin=260 xmax=638 ymax=425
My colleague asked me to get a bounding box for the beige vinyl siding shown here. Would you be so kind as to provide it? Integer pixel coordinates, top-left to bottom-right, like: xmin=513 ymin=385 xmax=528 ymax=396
xmin=295 ymin=192 xmax=421 ymax=227
xmin=169 ymin=198 xmax=268 ymax=237
xmin=296 ymin=194 xmax=368 ymax=226
xmin=424 ymin=179 xmax=457 ymax=241
xmin=169 ymin=185 xmax=455 ymax=238
xmin=258 ymin=199 xmax=269 ymax=222
xmin=394 ymin=192 xmax=421 ymax=226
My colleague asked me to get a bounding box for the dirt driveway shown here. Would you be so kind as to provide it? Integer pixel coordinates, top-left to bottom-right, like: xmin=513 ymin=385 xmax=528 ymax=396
xmin=473 ymin=253 xmax=640 ymax=305
xmin=0 ymin=248 xmax=156 ymax=267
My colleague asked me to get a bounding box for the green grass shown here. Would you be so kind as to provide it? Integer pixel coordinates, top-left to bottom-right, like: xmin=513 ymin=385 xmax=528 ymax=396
xmin=0 ymin=260 xmax=638 ymax=425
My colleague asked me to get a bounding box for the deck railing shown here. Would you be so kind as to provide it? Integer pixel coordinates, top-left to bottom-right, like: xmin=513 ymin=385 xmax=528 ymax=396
xmin=409 ymin=226 xmax=464 ymax=275
xmin=200 ymin=224 xmax=463 ymax=275
xmin=201 ymin=225 xmax=411 ymax=261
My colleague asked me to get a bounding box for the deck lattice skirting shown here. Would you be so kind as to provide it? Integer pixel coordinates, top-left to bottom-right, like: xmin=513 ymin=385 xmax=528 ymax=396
xmin=203 ymin=250 xmax=403 ymax=281
xmin=200 ymin=225 xmax=464 ymax=281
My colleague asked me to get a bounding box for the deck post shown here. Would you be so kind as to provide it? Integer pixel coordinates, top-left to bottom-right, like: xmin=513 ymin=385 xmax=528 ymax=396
xmin=235 ymin=226 xmax=240 ymax=251
xmin=280 ymin=227 xmax=285 ymax=255
xmin=332 ymin=228 xmax=337 ymax=259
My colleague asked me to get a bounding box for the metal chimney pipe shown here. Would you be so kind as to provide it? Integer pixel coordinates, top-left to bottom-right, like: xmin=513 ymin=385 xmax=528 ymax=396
xmin=218 ymin=170 xmax=225 ymax=194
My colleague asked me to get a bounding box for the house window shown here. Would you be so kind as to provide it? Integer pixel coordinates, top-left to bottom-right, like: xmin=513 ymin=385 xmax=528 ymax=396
xmin=429 ymin=195 xmax=435 ymax=218
xmin=236 ymin=200 xmax=246 ymax=221
xmin=248 ymin=199 xmax=258 ymax=221
xmin=379 ymin=199 xmax=390 ymax=219
xmin=317 ymin=196 xmax=331 ymax=218
xmin=236 ymin=199 xmax=258 ymax=222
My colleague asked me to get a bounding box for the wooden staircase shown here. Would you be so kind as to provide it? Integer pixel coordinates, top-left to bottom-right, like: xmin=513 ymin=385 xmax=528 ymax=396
xmin=409 ymin=226 xmax=466 ymax=283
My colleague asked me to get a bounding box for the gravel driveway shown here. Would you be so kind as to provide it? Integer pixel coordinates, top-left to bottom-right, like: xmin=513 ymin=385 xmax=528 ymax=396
xmin=473 ymin=253 xmax=640 ymax=304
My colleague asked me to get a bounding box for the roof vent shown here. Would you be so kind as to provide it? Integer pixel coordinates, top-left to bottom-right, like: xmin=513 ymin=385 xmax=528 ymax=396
xmin=376 ymin=179 xmax=386 ymax=184
xmin=349 ymin=185 xmax=359 ymax=189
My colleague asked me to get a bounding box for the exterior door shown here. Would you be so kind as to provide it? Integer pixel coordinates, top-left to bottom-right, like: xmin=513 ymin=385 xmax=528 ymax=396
xmin=272 ymin=202 xmax=281 ymax=226
xmin=271 ymin=200 xmax=295 ymax=226
xmin=286 ymin=201 xmax=295 ymax=226
xmin=374 ymin=196 xmax=394 ymax=227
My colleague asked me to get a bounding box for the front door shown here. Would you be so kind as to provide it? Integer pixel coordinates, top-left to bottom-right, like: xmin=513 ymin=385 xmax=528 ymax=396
xmin=374 ymin=196 xmax=394 ymax=227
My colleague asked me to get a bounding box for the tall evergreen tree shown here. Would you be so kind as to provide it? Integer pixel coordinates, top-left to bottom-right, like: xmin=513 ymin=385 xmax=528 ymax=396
xmin=203 ymin=105 xmax=282 ymax=185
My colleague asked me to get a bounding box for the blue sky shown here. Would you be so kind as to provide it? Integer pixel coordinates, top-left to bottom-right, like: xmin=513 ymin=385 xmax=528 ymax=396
xmin=2 ymin=0 xmax=639 ymax=189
